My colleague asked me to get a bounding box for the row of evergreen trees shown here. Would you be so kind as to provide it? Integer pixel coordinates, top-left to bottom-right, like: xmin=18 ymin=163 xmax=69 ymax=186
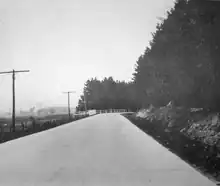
xmin=77 ymin=0 xmax=220 ymax=111
xmin=76 ymin=77 xmax=138 ymax=111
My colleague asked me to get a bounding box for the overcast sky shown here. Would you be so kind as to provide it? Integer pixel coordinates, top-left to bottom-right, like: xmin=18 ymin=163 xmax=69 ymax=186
xmin=0 ymin=0 xmax=174 ymax=112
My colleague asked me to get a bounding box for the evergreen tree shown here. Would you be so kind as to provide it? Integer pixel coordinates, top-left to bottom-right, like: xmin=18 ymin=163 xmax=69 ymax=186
xmin=133 ymin=0 xmax=220 ymax=109
xmin=77 ymin=0 xmax=220 ymax=111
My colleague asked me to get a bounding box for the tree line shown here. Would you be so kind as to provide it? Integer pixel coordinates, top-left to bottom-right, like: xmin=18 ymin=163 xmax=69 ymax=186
xmin=77 ymin=0 xmax=220 ymax=111
xmin=76 ymin=77 xmax=138 ymax=111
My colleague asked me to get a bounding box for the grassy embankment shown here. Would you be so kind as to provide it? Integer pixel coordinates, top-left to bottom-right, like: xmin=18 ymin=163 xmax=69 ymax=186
xmin=122 ymin=112 xmax=220 ymax=183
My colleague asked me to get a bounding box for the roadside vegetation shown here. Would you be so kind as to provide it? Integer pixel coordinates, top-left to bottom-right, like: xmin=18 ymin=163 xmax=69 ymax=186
xmin=122 ymin=103 xmax=220 ymax=183
xmin=78 ymin=0 xmax=220 ymax=112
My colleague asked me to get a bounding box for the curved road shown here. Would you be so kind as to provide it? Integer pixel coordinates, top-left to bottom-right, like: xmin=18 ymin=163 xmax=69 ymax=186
xmin=0 ymin=114 xmax=216 ymax=186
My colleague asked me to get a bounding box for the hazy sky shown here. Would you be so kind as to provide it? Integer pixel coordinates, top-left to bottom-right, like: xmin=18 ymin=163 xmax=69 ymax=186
xmin=0 ymin=0 xmax=174 ymax=112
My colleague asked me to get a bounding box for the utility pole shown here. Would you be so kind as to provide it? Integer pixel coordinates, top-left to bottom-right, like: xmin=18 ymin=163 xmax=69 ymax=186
xmin=63 ymin=91 xmax=76 ymax=121
xmin=0 ymin=69 xmax=30 ymax=133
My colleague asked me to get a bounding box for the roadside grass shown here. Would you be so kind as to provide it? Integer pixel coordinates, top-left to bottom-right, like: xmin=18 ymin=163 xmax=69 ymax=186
xmin=122 ymin=113 xmax=220 ymax=183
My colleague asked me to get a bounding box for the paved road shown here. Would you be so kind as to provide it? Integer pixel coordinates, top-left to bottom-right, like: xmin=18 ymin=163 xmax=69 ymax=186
xmin=0 ymin=114 xmax=216 ymax=186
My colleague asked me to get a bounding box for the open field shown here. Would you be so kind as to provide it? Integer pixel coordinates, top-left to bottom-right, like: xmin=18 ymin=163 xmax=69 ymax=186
xmin=0 ymin=113 xmax=91 ymax=144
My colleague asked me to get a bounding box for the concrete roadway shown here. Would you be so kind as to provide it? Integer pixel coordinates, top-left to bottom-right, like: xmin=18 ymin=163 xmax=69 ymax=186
xmin=0 ymin=113 xmax=216 ymax=186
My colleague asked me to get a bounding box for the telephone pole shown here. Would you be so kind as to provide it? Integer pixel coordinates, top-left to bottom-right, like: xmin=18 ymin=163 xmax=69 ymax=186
xmin=63 ymin=91 xmax=76 ymax=121
xmin=0 ymin=69 xmax=30 ymax=133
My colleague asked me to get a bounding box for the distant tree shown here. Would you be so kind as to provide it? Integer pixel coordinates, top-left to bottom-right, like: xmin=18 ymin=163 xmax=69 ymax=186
xmin=76 ymin=77 xmax=138 ymax=111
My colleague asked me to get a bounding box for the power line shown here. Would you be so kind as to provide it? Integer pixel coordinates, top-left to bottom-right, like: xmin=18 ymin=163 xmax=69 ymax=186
xmin=0 ymin=69 xmax=30 ymax=133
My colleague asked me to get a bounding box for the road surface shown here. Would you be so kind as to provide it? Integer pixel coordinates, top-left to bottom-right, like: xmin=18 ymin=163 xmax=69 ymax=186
xmin=0 ymin=114 xmax=216 ymax=186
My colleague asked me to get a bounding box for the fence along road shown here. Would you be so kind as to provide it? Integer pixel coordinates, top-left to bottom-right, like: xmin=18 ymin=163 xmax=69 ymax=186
xmin=75 ymin=109 xmax=132 ymax=116
xmin=0 ymin=113 xmax=216 ymax=186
